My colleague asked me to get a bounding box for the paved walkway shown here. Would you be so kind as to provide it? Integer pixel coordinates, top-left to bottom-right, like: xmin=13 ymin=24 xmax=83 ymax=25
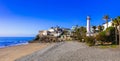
xmin=16 ymin=41 xmax=120 ymax=61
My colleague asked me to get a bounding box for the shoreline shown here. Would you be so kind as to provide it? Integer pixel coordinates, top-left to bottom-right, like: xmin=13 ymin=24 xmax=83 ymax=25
xmin=0 ymin=43 xmax=49 ymax=61
xmin=0 ymin=42 xmax=29 ymax=49
xmin=0 ymin=37 xmax=34 ymax=48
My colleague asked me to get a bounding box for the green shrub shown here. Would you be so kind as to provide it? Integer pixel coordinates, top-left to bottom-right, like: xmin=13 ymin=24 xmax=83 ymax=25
xmin=96 ymin=31 xmax=107 ymax=43
xmin=72 ymin=26 xmax=86 ymax=42
xmin=106 ymin=27 xmax=115 ymax=44
xmin=96 ymin=27 xmax=115 ymax=44
xmin=85 ymin=36 xmax=95 ymax=46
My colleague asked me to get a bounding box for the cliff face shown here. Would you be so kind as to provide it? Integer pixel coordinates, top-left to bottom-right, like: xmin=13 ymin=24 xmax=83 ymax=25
xmin=29 ymin=35 xmax=40 ymax=43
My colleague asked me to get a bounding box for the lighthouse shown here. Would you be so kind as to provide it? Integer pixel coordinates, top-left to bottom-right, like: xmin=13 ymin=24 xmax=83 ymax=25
xmin=86 ymin=16 xmax=91 ymax=36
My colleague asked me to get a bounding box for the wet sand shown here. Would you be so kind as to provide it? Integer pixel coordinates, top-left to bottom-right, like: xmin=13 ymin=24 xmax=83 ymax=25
xmin=0 ymin=43 xmax=49 ymax=61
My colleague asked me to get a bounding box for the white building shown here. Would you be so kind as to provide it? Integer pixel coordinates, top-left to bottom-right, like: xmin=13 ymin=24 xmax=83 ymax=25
xmin=39 ymin=30 xmax=49 ymax=36
xmin=42 ymin=30 xmax=49 ymax=36
xmin=102 ymin=21 xmax=112 ymax=30
xmin=48 ymin=28 xmax=55 ymax=32
xmin=53 ymin=32 xmax=62 ymax=37
xmin=39 ymin=27 xmax=63 ymax=37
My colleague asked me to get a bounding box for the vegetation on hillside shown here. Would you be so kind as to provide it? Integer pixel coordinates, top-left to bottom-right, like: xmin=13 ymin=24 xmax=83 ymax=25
xmin=31 ymin=15 xmax=120 ymax=48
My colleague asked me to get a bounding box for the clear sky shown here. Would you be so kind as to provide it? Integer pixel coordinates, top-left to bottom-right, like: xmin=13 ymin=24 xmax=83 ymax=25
xmin=0 ymin=0 xmax=120 ymax=37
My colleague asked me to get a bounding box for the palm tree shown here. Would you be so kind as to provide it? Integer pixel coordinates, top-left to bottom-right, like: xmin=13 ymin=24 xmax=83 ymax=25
xmin=103 ymin=15 xmax=109 ymax=29
xmin=112 ymin=18 xmax=119 ymax=45
xmin=112 ymin=16 xmax=120 ymax=45
xmin=117 ymin=16 xmax=120 ymax=45
xmin=92 ymin=26 xmax=96 ymax=33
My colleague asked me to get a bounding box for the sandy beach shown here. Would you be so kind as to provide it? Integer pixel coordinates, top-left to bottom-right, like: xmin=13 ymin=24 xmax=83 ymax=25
xmin=16 ymin=41 xmax=120 ymax=61
xmin=0 ymin=43 xmax=49 ymax=61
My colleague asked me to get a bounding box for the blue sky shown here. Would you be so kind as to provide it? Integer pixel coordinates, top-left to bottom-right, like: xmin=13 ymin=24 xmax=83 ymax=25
xmin=0 ymin=0 xmax=120 ymax=37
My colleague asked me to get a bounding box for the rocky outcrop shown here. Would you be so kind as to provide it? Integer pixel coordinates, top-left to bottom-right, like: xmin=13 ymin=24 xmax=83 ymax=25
xmin=29 ymin=35 xmax=64 ymax=43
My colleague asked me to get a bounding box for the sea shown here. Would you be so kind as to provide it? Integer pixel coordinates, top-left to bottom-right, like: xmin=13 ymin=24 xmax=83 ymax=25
xmin=0 ymin=37 xmax=34 ymax=48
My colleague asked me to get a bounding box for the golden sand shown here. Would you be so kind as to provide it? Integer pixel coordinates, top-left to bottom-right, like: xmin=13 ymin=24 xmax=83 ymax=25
xmin=0 ymin=43 xmax=49 ymax=61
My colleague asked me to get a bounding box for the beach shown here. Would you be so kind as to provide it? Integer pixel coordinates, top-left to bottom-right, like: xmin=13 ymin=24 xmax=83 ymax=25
xmin=16 ymin=41 xmax=120 ymax=61
xmin=0 ymin=43 xmax=49 ymax=61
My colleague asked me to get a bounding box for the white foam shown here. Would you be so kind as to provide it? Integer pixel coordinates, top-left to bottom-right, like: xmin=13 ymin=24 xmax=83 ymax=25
xmin=0 ymin=42 xmax=29 ymax=48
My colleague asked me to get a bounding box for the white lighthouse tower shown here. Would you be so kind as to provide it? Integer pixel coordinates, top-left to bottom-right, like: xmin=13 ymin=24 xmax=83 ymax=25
xmin=86 ymin=16 xmax=92 ymax=36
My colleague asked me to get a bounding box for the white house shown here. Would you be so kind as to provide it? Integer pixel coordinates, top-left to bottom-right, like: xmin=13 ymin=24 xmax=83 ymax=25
xmin=53 ymin=32 xmax=62 ymax=37
xmin=48 ymin=28 xmax=55 ymax=32
xmin=39 ymin=27 xmax=64 ymax=37
xmin=42 ymin=30 xmax=49 ymax=35
xmin=39 ymin=30 xmax=49 ymax=36
xmin=102 ymin=21 xmax=112 ymax=30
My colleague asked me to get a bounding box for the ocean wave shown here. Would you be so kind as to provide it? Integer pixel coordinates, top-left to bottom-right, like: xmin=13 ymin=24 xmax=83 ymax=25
xmin=0 ymin=37 xmax=34 ymax=48
xmin=0 ymin=42 xmax=29 ymax=48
